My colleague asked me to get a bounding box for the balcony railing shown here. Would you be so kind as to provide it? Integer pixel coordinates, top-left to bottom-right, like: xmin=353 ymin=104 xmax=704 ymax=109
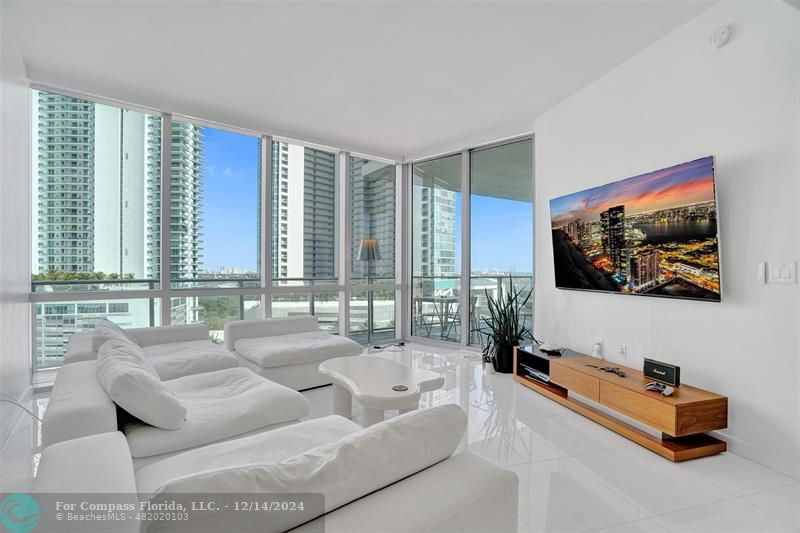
xmin=31 ymin=277 xmax=398 ymax=370
xmin=32 ymin=278 xmax=159 ymax=293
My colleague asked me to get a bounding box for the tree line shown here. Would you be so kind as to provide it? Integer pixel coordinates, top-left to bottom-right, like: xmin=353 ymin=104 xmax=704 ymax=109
xmin=32 ymin=271 xmax=138 ymax=281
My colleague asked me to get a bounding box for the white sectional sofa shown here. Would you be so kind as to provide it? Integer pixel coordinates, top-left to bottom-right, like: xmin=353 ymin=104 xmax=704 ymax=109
xmin=42 ymin=325 xmax=310 ymax=464
xmin=65 ymin=323 xmax=238 ymax=380
xmin=35 ymin=405 xmax=518 ymax=533
xmin=224 ymin=316 xmax=364 ymax=390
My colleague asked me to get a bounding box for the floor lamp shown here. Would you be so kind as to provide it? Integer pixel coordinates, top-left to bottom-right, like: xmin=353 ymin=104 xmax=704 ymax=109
xmin=357 ymin=238 xmax=381 ymax=350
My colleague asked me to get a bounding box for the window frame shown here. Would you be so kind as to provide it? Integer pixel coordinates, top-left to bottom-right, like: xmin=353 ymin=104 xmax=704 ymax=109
xmin=28 ymin=85 xmax=404 ymax=372
xmin=404 ymin=135 xmax=535 ymax=347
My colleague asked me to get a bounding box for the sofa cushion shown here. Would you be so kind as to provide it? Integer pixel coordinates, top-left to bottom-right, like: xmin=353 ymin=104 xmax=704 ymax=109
xmin=41 ymin=361 xmax=118 ymax=447
xmin=97 ymin=339 xmax=187 ymax=430
xmin=91 ymin=319 xmax=139 ymax=351
xmin=64 ymin=331 xmax=96 ymax=364
xmin=143 ymin=404 xmax=467 ymax=533
xmin=136 ymin=415 xmax=360 ymax=495
xmin=127 ymin=324 xmax=209 ymax=347
xmin=292 ymin=450 xmax=519 ymax=533
xmin=142 ymin=340 xmax=238 ymax=381
xmin=123 ymin=367 xmax=310 ymax=458
xmin=223 ymin=316 xmax=318 ymax=351
xmin=34 ymin=432 xmax=137 ymax=494
xmin=234 ymin=330 xmax=363 ymax=369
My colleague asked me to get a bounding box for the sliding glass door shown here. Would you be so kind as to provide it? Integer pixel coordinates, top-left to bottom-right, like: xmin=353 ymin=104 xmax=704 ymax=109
xmin=411 ymin=154 xmax=463 ymax=342
xmin=409 ymin=138 xmax=533 ymax=346
xmin=469 ymin=140 xmax=534 ymax=346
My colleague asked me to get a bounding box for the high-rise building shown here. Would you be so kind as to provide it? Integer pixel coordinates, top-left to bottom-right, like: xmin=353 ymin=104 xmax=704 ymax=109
xmin=33 ymin=91 xmax=203 ymax=279
xmin=566 ymin=221 xmax=578 ymax=243
xmin=578 ymin=220 xmax=592 ymax=250
xmin=413 ymin=185 xmax=457 ymax=278
xmin=33 ymin=92 xmax=95 ymax=274
xmin=32 ymin=90 xmax=204 ymax=364
xmin=166 ymin=120 xmax=204 ymax=281
xmin=631 ymin=249 xmax=660 ymax=289
xmin=600 ymin=205 xmax=626 ymax=274
xmin=566 ymin=218 xmax=592 ymax=251
xmin=271 ymin=142 xmax=338 ymax=283
xmin=350 ymin=158 xmax=395 ymax=279
xmin=93 ymin=105 xmax=154 ymax=278
xmin=303 ymin=148 xmax=337 ymax=279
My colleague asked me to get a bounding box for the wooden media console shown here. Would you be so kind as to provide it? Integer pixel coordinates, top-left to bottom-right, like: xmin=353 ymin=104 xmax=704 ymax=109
xmin=513 ymin=346 xmax=728 ymax=462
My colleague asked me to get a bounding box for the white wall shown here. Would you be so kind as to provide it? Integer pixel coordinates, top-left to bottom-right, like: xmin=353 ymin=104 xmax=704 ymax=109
xmin=0 ymin=2 xmax=32 ymax=445
xmin=534 ymin=0 xmax=800 ymax=476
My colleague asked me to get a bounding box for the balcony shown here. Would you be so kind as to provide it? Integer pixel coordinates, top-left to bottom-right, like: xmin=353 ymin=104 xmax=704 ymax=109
xmin=411 ymin=275 xmax=533 ymax=345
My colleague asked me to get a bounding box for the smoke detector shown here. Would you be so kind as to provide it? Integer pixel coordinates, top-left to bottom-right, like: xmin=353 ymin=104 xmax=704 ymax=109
xmin=709 ymin=26 xmax=732 ymax=49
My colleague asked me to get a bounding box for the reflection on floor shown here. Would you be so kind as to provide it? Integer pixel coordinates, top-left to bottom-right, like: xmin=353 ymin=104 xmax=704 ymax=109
xmin=2 ymin=342 xmax=799 ymax=532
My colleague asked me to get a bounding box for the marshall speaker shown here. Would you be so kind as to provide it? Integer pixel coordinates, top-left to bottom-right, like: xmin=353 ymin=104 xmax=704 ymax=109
xmin=643 ymin=358 xmax=681 ymax=387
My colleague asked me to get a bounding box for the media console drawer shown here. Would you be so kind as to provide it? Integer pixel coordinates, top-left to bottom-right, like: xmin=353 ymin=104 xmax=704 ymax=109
xmin=600 ymin=381 xmax=677 ymax=435
xmin=550 ymin=364 xmax=599 ymax=402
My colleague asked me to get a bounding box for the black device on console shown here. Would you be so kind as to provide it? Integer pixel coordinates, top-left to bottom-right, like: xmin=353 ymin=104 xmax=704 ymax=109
xmin=643 ymin=358 xmax=680 ymax=387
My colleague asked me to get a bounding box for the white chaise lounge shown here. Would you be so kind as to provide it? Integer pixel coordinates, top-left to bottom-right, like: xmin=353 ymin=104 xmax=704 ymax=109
xmin=224 ymin=316 xmax=364 ymax=390
xmin=35 ymin=405 xmax=518 ymax=533
xmin=42 ymin=328 xmax=310 ymax=465
xmin=64 ymin=321 xmax=238 ymax=380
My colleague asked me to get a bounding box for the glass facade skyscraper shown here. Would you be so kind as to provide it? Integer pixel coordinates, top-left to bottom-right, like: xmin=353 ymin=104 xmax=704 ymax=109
xmin=349 ymin=157 xmax=396 ymax=281
xmin=32 ymin=90 xmax=203 ymax=365
xmin=33 ymin=91 xmax=203 ymax=279
xmin=271 ymin=141 xmax=338 ymax=283
xmin=33 ymin=92 xmax=96 ymax=274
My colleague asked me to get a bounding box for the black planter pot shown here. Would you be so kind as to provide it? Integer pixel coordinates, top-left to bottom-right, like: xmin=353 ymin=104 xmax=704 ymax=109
xmin=493 ymin=343 xmax=515 ymax=374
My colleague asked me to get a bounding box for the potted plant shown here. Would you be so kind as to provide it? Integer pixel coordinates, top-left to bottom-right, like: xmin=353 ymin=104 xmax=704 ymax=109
xmin=481 ymin=279 xmax=533 ymax=374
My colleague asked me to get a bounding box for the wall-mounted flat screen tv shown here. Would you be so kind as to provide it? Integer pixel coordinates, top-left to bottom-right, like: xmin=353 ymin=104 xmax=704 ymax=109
xmin=549 ymin=156 xmax=721 ymax=302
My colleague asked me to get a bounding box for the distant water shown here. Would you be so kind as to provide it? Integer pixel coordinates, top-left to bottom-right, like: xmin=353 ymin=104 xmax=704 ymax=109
xmin=633 ymin=221 xmax=717 ymax=245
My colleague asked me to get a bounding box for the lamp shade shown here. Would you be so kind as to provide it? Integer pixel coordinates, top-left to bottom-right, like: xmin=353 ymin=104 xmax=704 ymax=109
xmin=357 ymin=239 xmax=382 ymax=261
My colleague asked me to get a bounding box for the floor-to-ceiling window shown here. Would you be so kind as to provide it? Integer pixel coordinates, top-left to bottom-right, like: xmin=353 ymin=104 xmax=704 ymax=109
xmin=409 ymin=138 xmax=533 ymax=345
xmin=28 ymin=87 xmax=526 ymax=370
xmin=29 ymin=88 xmax=403 ymax=371
xmin=269 ymin=140 xmax=340 ymax=330
xmin=169 ymin=122 xmax=263 ymax=341
xmin=30 ymin=90 xmax=163 ymax=368
xmin=469 ymin=139 xmax=534 ymax=346
xmin=411 ymin=154 xmax=463 ymax=342
xmin=349 ymin=156 xmax=397 ymax=343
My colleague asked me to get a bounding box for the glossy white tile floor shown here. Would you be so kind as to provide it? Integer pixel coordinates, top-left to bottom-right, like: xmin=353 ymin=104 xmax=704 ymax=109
xmin=2 ymin=342 xmax=798 ymax=533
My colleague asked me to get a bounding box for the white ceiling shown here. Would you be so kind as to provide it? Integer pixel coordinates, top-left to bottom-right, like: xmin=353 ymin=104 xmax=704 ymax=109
xmin=5 ymin=0 xmax=714 ymax=161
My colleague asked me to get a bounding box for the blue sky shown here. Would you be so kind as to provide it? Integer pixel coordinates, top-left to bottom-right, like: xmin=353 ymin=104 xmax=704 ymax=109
xmin=200 ymin=127 xmax=260 ymax=272
xmin=200 ymin=129 xmax=534 ymax=274
xmin=470 ymin=195 xmax=533 ymax=274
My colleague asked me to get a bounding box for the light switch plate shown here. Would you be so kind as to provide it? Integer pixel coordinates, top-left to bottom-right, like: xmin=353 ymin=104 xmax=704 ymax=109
xmin=768 ymin=262 xmax=797 ymax=284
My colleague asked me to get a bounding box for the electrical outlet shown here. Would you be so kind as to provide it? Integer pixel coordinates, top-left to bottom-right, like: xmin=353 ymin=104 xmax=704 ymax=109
xmin=591 ymin=338 xmax=604 ymax=359
xmin=617 ymin=344 xmax=627 ymax=361
xmin=768 ymin=262 xmax=796 ymax=284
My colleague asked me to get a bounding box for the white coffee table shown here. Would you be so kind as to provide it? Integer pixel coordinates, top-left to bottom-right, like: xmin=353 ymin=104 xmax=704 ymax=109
xmin=318 ymin=355 xmax=445 ymax=426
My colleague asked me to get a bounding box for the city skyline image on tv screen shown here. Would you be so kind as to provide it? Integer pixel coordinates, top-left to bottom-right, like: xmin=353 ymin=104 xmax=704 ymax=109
xmin=549 ymin=156 xmax=721 ymax=302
